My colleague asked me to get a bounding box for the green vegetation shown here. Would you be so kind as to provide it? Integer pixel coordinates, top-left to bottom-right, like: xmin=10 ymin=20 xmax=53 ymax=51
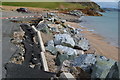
xmin=2 ymin=2 xmax=86 ymax=10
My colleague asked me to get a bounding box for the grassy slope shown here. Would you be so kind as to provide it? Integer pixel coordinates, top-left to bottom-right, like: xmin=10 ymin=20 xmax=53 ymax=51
xmin=2 ymin=2 xmax=86 ymax=10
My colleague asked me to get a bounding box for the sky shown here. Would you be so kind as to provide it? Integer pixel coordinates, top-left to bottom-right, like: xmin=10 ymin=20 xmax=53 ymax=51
xmin=91 ymin=0 xmax=119 ymax=8
xmin=91 ymin=0 xmax=119 ymax=2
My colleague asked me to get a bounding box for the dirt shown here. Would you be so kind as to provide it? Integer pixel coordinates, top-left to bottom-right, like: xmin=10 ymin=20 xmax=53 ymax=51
xmin=45 ymin=52 xmax=57 ymax=72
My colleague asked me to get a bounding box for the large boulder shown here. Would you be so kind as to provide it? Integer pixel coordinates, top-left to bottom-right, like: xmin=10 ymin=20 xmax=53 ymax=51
xmin=71 ymin=54 xmax=96 ymax=73
xmin=36 ymin=22 xmax=50 ymax=34
xmin=74 ymin=37 xmax=90 ymax=51
xmin=55 ymin=45 xmax=79 ymax=56
xmin=54 ymin=34 xmax=75 ymax=48
xmin=56 ymin=53 xmax=70 ymax=66
xmin=55 ymin=45 xmax=83 ymax=66
xmin=91 ymin=56 xmax=119 ymax=79
xmin=45 ymin=40 xmax=58 ymax=55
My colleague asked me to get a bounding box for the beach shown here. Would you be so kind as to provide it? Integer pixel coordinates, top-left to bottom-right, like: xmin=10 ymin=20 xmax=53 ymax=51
xmin=1 ymin=5 xmax=119 ymax=79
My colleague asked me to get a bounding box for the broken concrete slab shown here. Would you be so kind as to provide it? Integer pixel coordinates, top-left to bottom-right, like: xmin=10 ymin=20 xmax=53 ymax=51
xmin=54 ymin=34 xmax=75 ymax=48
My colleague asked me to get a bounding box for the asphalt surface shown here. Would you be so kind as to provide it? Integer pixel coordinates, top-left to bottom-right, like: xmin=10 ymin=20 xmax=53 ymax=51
xmin=2 ymin=10 xmax=55 ymax=79
xmin=2 ymin=10 xmax=40 ymax=78
xmin=4 ymin=24 xmax=55 ymax=79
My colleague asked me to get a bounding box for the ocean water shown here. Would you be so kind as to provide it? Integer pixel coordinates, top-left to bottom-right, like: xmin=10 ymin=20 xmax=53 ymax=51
xmin=80 ymin=11 xmax=119 ymax=47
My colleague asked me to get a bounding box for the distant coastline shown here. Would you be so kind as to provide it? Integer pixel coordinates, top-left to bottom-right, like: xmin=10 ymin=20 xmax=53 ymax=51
xmin=102 ymin=8 xmax=120 ymax=12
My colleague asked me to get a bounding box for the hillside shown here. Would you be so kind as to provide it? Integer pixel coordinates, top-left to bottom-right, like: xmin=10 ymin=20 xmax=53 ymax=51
xmin=2 ymin=2 xmax=104 ymax=16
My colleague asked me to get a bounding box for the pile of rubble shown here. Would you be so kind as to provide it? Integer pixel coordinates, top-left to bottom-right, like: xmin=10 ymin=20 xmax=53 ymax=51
xmin=39 ymin=12 xmax=119 ymax=79
xmin=10 ymin=31 xmax=25 ymax=64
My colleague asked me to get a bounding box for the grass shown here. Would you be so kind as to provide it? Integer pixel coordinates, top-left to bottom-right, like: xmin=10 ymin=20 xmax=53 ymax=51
xmin=2 ymin=2 xmax=86 ymax=10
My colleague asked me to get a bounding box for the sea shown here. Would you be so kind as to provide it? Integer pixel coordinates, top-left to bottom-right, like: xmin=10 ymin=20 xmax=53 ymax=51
xmin=80 ymin=11 xmax=119 ymax=47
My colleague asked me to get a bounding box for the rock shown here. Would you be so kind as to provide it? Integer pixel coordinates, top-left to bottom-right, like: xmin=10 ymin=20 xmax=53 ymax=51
xmin=47 ymin=13 xmax=56 ymax=17
xmin=55 ymin=45 xmax=79 ymax=66
xmin=74 ymin=37 xmax=90 ymax=51
xmin=56 ymin=45 xmax=78 ymax=56
xmin=71 ymin=28 xmax=79 ymax=34
xmin=106 ymin=62 xmax=119 ymax=79
xmin=61 ymin=20 xmax=66 ymax=23
xmin=60 ymin=60 xmax=71 ymax=72
xmin=39 ymin=24 xmax=50 ymax=34
xmin=57 ymin=24 xmax=63 ymax=29
xmin=50 ymin=27 xmax=60 ymax=33
xmin=11 ymin=31 xmax=25 ymax=44
xmin=46 ymin=13 xmax=60 ymax=23
xmin=55 ymin=53 xmax=69 ymax=66
xmin=67 ymin=24 xmax=75 ymax=30
xmin=72 ymin=54 xmax=96 ymax=73
xmin=11 ymin=39 xmax=23 ymax=44
xmin=31 ymin=58 xmax=39 ymax=64
xmin=13 ymin=31 xmax=25 ymax=39
xmin=48 ymin=24 xmax=63 ymax=29
xmin=54 ymin=34 xmax=75 ymax=48
xmin=29 ymin=63 xmax=35 ymax=68
xmin=36 ymin=22 xmax=48 ymax=31
xmin=10 ymin=56 xmax=24 ymax=64
xmin=47 ymin=40 xmax=54 ymax=47
xmin=91 ymin=55 xmax=118 ymax=79
xmin=69 ymin=10 xmax=84 ymax=17
xmin=45 ymin=45 xmax=58 ymax=55
xmin=73 ymin=33 xmax=83 ymax=41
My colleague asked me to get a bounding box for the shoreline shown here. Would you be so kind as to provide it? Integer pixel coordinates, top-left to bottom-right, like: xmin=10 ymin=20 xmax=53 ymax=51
xmin=66 ymin=21 xmax=118 ymax=61
xmin=80 ymin=23 xmax=119 ymax=48
xmin=79 ymin=14 xmax=118 ymax=48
